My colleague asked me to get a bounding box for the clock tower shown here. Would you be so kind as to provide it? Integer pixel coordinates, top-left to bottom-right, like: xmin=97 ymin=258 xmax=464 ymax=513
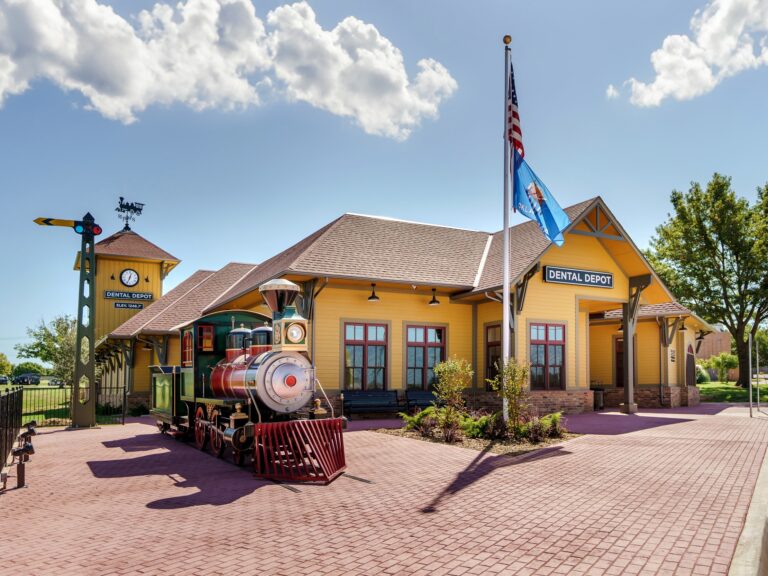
xmin=74 ymin=228 xmax=180 ymax=343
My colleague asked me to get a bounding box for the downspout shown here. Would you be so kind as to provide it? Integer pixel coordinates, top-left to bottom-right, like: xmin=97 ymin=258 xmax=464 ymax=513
xmin=310 ymin=277 xmax=329 ymax=367
xmin=657 ymin=318 xmax=665 ymax=407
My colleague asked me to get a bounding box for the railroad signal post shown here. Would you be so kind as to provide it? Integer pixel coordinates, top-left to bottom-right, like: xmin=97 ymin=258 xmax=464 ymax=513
xmin=34 ymin=213 xmax=103 ymax=427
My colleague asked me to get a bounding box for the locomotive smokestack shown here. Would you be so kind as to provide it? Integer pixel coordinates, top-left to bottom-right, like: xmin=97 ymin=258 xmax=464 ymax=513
xmin=259 ymin=279 xmax=301 ymax=317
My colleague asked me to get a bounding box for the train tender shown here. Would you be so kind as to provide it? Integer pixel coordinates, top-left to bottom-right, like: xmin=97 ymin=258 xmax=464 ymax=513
xmin=150 ymin=279 xmax=345 ymax=483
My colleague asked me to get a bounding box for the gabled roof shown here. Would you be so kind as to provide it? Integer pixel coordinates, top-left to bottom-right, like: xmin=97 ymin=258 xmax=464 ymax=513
xmin=205 ymin=214 xmax=492 ymax=312
xmin=94 ymin=229 xmax=179 ymax=262
xmin=109 ymin=262 xmax=257 ymax=338
xmin=472 ymin=198 xmax=597 ymax=294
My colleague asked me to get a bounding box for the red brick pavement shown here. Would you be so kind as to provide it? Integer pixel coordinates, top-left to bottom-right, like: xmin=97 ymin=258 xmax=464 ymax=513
xmin=1 ymin=406 xmax=767 ymax=576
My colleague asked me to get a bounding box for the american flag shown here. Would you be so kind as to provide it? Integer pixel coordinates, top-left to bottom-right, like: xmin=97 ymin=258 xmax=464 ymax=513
xmin=507 ymin=61 xmax=524 ymax=158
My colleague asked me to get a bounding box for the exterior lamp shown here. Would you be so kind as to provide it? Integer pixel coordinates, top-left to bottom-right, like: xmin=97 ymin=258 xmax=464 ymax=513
xmin=678 ymin=317 xmax=687 ymax=331
xmin=368 ymin=283 xmax=380 ymax=303
xmin=428 ymin=288 xmax=440 ymax=306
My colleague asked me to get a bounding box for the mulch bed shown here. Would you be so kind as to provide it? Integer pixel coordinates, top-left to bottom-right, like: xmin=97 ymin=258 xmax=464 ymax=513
xmin=375 ymin=427 xmax=580 ymax=456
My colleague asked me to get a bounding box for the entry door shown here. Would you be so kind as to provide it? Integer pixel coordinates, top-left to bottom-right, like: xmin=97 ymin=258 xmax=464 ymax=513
xmin=615 ymin=338 xmax=624 ymax=388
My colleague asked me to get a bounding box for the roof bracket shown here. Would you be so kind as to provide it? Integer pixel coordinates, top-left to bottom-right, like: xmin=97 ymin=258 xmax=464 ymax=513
xmin=516 ymin=263 xmax=540 ymax=314
xmin=628 ymin=274 xmax=652 ymax=324
xmin=659 ymin=316 xmax=682 ymax=347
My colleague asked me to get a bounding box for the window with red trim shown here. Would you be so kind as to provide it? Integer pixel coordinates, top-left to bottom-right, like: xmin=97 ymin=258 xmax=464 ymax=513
xmin=344 ymin=323 xmax=387 ymax=390
xmin=406 ymin=325 xmax=446 ymax=390
xmin=182 ymin=330 xmax=194 ymax=367
xmin=485 ymin=324 xmax=501 ymax=390
xmin=530 ymin=323 xmax=565 ymax=390
xmin=198 ymin=325 xmax=214 ymax=352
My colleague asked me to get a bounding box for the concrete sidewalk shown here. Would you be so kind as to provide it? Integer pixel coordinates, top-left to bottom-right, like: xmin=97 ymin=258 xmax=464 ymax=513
xmin=1 ymin=406 xmax=767 ymax=575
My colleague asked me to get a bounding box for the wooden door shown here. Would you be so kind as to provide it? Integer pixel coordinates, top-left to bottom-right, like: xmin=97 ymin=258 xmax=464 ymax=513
xmin=615 ymin=338 xmax=624 ymax=388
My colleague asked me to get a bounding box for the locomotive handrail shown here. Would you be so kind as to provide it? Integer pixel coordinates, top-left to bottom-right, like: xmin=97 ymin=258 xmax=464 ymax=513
xmin=314 ymin=377 xmax=335 ymax=419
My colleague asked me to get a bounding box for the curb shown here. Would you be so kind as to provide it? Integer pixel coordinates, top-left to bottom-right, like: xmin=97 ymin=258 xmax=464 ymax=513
xmin=729 ymin=445 xmax=768 ymax=575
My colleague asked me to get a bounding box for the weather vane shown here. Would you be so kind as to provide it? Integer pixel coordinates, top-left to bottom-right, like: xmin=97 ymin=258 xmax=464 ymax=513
xmin=116 ymin=197 xmax=145 ymax=231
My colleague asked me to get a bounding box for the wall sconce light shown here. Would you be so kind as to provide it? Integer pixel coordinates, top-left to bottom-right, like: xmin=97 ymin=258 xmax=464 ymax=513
xmin=678 ymin=317 xmax=687 ymax=331
xmin=428 ymin=288 xmax=440 ymax=306
xmin=110 ymin=273 xmax=115 ymax=280
xmin=368 ymin=283 xmax=380 ymax=303
xmin=145 ymin=276 xmax=150 ymax=283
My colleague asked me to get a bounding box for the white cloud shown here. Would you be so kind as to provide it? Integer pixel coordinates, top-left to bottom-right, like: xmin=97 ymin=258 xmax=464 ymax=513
xmin=619 ymin=0 xmax=768 ymax=107
xmin=0 ymin=0 xmax=457 ymax=139
xmin=605 ymin=84 xmax=619 ymax=99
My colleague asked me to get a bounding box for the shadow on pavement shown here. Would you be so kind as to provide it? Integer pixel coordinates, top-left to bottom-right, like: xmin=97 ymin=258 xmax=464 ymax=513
xmin=565 ymin=413 xmax=692 ymax=435
xmin=421 ymin=444 xmax=570 ymax=513
xmin=88 ymin=433 xmax=268 ymax=509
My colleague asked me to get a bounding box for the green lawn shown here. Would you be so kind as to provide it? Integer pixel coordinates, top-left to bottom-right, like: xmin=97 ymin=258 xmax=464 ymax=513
xmin=1 ymin=384 xmax=71 ymax=425
xmin=697 ymin=380 xmax=768 ymax=403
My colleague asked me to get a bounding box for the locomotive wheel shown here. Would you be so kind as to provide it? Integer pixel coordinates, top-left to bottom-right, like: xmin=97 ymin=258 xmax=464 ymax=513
xmin=209 ymin=410 xmax=225 ymax=457
xmin=194 ymin=406 xmax=208 ymax=450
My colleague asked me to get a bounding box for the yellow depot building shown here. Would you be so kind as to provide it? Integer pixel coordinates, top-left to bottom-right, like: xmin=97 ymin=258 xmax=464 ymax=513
xmin=105 ymin=196 xmax=713 ymax=414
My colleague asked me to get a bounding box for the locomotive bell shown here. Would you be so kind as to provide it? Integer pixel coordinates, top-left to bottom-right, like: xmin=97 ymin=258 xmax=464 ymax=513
xmin=259 ymin=279 xmax=301 ymax=317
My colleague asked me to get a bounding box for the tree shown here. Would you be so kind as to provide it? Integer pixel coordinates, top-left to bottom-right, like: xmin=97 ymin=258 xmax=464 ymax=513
xmin=14 ymin=315 xmax=76 ymax=383
xmin=12 ymin=361 xmax=48 ymax=378
xmin=646 ymin=174 xmax=768 ymax=387
xmin=0 ymin=352 xmax=12 ymax=376
xmin=703 ymin=352 xmax=739 ymax=384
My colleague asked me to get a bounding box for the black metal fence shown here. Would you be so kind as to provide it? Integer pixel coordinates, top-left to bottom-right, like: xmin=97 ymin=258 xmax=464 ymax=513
xmin=22 ymin=385 xmax=71 ymax=426
xmin=96 ymin=383 xmax=126 ymax=425
xmin=1 ymin=387 xmax=22 ymax=466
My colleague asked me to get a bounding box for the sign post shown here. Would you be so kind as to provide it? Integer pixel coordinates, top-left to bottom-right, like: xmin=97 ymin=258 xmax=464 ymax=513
xmin=35 ymin=213 xmax=102 ymax=427
xmin=749 ymin=332 xmax=753 ymax=418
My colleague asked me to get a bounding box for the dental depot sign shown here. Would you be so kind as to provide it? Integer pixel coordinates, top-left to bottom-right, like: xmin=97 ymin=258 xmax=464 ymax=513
xmin=543 ymin=266 xmax=614 ymax=289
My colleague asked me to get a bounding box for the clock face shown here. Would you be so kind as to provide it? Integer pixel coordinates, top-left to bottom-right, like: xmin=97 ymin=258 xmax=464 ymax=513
xmin=120 ymin=268 xmax=139 ymax=287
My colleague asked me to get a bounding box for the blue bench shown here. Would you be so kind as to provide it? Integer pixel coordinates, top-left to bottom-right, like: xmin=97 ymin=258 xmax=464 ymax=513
xmin=342 ymin=390 xmax=402 ymax=420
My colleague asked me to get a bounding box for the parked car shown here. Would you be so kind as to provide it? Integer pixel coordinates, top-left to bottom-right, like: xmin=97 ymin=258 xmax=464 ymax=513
xmin=0 ymin=375 xmax=8 ymax=385
xmin=47 ymin=378 xmax=66 ymax=387
xmin=13 ymin=373 xmax=41 ymax=385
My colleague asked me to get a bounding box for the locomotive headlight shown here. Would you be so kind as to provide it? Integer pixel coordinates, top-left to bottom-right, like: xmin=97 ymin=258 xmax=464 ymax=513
xmin=286 ymin=323 xmax=306 ymax=343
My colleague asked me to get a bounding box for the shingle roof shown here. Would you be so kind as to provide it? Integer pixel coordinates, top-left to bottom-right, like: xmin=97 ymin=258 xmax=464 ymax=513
xmin=205 ymin=214 xmax=492 ymax=312
xmin=603 ymin=302 xmax=693 ymax=320
xmin=95 ymin=229 xmax=179 ymax=262
xmin=109 ymin=263 xmax=256 ymax=338
xmin=472 ymin=198 xmax=598 ymax=293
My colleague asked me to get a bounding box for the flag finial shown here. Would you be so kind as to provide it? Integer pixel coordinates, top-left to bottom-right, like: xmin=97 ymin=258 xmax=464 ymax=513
xmin=503 ymin=35 xmax=512 ymax=45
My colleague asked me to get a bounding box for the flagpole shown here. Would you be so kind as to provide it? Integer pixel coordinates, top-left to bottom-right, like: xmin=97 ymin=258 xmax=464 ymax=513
xmin=502 ymin=35 xmax=512 ymax=423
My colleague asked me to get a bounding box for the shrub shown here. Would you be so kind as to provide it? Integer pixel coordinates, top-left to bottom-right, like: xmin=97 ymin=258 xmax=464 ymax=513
xmin=461 ymin=413 xmax=493 ymax=439
xmin=401 ymin=406 xmax=437 ymax=437
xmin=703 ymin=352 xmax=738 ymax=383
xmin=695 ymin=364 xmax=710 ymax=384
xmin=128 ymin=404 xmax=149 ymax=417
xmin=540 ymin=412 xmax=565 ymax=438
xmin=487 ymin=358 xmax=530 ymax=430
xmin=432 ymin=357 xmax=473 ymax=443
xmin=523 ymin=416 xmax=546 ymax=443
xmin=433 ymin=357 xmax=473 ymax=412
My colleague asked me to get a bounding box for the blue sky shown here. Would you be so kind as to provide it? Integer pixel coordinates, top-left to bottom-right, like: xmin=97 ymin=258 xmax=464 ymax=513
xmin=1 ymin=0 xmax=767 ymax=363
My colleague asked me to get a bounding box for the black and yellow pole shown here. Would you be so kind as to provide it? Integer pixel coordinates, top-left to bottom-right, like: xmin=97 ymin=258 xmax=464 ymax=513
xmin=35 ymin=213 xmax=103 ymax=427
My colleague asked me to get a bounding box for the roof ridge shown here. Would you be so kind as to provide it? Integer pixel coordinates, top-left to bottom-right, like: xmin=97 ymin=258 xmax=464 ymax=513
xmin=473 ymin=235 xmax=494 ymax=288
xmin=344 ymin=212 xmax=488 ymax=234
xmin=109 ymin=269 xmax=215 ymax=338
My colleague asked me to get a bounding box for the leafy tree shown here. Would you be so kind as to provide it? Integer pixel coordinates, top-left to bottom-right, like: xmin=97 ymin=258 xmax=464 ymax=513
xmin=14 ymin=315 xmax=76 ymax=383
xmin=12 ymin=361 xmax=48 ymax=378
xmin=755 ymin=328 xmax=768 ymax=371
xmin=487 ymin=359 xmax=530 ymax=436
xmin=0 ymin=352 xmax=12 ymax=376
xmin=646 ymin=174 xmax=768 ymax=387
xmin=702 ymin=352 xmax=739 ymax=384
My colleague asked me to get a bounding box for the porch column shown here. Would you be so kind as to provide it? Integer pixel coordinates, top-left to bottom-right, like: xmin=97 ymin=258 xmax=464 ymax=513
xmin=622 ymin=275 xmax=652 ymax=414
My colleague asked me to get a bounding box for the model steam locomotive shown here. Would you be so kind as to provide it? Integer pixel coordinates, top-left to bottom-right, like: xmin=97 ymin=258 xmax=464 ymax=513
xmin=150 ymin=279 xmax=345 ymax=483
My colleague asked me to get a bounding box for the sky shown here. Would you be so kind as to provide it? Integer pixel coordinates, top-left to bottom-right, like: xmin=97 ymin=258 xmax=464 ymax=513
xmin=1 ymin=0 xmax=767 ymax=364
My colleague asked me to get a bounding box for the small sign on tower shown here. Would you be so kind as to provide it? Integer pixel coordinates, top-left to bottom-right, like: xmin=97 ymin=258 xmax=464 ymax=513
xmin=116 ymin=197 xmax=145 ymax=231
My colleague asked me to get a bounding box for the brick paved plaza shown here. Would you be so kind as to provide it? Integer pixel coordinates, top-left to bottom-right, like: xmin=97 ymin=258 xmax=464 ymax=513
xmin=2 ymin=405 xmax=767 ymax=575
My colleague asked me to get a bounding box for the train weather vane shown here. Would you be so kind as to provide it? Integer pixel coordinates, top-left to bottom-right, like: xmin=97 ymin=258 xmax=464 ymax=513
xmin=116 ymin=196 xmax=145 ymax=231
